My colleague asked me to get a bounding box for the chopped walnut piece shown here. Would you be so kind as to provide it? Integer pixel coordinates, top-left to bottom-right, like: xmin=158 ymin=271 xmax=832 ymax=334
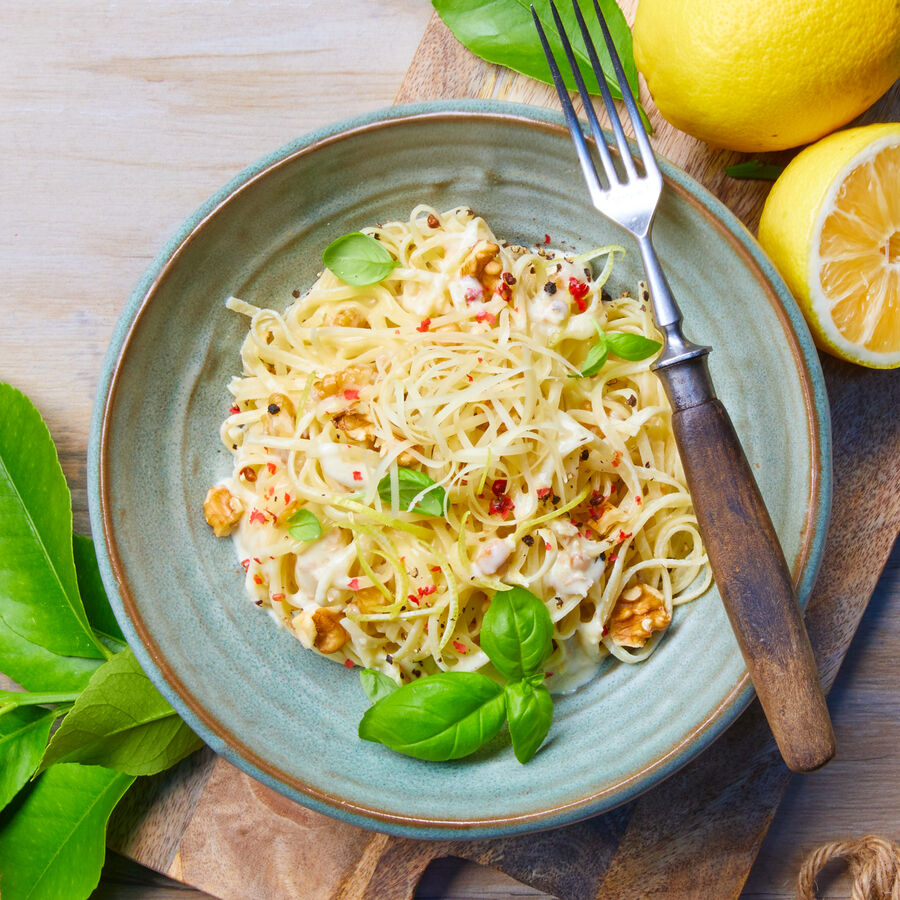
xmin=608 ymin=584 xmax=670 ymax=648
xmin=203 ymin=485 xmax=244 ymax=537
xmin=330 ymin=307 xmax=367 ymax=328
xmin=266 ymin=393 xmax=295 ymax=437
xmin=334 ymin=410 xmax=375 ymax=444
xmin=355 ymin=587 xmax=386 ymax=614
xmin=311 ymin=607 xmax=349 ymax=654
xmin=460 ymin=240 xmax=500 ymax=280
xmin=314 ymin=365 xmax=373 ymax=400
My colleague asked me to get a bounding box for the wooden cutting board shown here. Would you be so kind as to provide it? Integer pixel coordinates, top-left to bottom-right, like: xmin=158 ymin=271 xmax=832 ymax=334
xmin=107 ymin=10 xmax=900 ymax=899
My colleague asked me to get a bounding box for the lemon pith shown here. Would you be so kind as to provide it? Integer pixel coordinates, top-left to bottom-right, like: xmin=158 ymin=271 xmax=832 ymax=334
xmin=759 ymin=123 xmax=900 ymax=369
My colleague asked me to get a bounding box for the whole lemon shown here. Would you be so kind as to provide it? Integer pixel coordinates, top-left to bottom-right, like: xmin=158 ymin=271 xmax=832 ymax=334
xmin=633 ymin=0 xmax=900 ymax=152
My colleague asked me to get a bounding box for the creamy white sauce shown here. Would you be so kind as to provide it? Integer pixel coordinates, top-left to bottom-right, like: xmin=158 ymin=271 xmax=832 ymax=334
xmin=545 ymin=527 xmax=606 ymax=599
xmin=546 ymin=639 xmax=605 ymax=694
xmin=448 ymin=275 xmax=484 ymax=309
xmin=471 ymin=538 xmax=514 ymax=577
xmin=307 ymin=438 xmax=373 ymax=488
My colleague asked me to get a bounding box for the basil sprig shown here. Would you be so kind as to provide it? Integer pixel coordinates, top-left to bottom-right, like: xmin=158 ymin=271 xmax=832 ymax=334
xmin=377 ymin=466 xmax=446 ymax=518
xmin=358 ymin=586 xmax=555 ymax=764
xmin=287 ymin=508 xmax=322 ymax=542
xmin=575 ymin=320 xmax=662 ymax=377
xmin=322 ymin=232 xmax=399 ymax=286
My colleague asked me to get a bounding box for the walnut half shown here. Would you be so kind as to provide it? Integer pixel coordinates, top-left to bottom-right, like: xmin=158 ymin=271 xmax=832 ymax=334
xmin=460 ymin=240 xmax=501 ymax=280
xmin=608 ymin=583 xmax=670 ymax=648
xmin=203 ymin=485 xmax=243 ymax=537
xmin=311 ymin=607 xmax=349 ymax=654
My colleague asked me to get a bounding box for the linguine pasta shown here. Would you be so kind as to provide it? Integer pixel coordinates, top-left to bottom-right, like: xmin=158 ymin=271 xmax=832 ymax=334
xmin=205 ymin=206 xmax=710 ymax=690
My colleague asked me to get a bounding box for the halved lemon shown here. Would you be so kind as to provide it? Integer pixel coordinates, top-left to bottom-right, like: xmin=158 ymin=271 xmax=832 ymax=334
xmin=759 ymin=123 xmax=900 ymax=368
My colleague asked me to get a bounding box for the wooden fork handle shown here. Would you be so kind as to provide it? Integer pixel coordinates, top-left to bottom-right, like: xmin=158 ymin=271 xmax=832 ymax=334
xmin=662 ymin=362 xmax=835 ymax=773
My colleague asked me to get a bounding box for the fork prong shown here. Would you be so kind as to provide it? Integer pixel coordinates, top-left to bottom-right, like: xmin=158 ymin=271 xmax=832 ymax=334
xmin=565 ymin=0 xmax=636 ymax=181
xmin=544 ymin=0 xmax=620 ymax=186
xmin=531 ymin=5 xmax=605 ymax=205
xmin=589 ymin=0 xmax=659 ymax=179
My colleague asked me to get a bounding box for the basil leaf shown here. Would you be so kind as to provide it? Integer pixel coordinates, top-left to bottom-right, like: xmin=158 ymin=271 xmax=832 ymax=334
xmin=39 ymin=647 xmax=202 ymax=776
xmin=73 ymin=533 xmax=126 ymax=646
xmin=359 ymin=668 xmax=399 ymax=703
xmin=0 ymin=763 xmax=134 ymax=900
xmin=725 ymin=160 xmax=784 ymax=180
xmin=577 ymin=332 xmax=609 ymax=377
xmin=322 ymin=232 xmax=399 ymax=286
xmin=0 ymin=382 xmax=106 ymax=658
xmin=0 ymin=707 xmax=56 ymax=813
xmin=287 ymin=508 xmax=323 ymax=542
xmin=505 ymin=678 xmax=554 ymax=764
xmin=605 ymin=331 xmax=662 ymax=361
xmin=480 ymin=586 xmax=553 ymax=681
xmin=431 ymin=0 xmax=650 ymax=130
xmin=359 ymin=671 xmax=506 ymax=761
xmin=377 ymin=467 xmax=446 ymax=518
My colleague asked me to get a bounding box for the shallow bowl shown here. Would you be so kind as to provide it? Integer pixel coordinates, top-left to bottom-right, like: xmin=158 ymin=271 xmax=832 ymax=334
xmin=89 ymin=101 xmax=830 ymax=839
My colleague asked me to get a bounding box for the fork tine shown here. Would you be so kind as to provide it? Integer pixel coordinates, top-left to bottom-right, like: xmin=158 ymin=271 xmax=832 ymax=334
xmin=530 ymin=5 xmax=605 ymax=204
xmin=565 ymin=0 xmax=636 ymax=180
xmin=544 ymin=0 xmax=620 ymax=186
xmin=588 ymin=0 xmax=658 ymax=178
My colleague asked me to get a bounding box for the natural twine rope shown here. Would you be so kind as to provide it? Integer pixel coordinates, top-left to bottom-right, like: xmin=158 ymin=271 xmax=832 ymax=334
xmin=797 ymin=835 xmax=900 ymax=900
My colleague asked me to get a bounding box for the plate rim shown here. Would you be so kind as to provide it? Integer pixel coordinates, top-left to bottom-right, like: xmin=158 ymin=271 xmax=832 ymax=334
xmin=88 ymin=98 xmax=832 ymax=839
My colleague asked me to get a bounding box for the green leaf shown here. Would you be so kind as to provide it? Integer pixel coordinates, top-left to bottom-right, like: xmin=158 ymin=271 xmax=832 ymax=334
xmin=0 ymin=763 xmax=134 ymax=900
xmin=0 ymin=614 xmax=102 ymax=693
xmin=505 ymin=678 xmax=554 ymax=763
xmin=0 ymin=382 xmax=106 ymax=659
xmin=480 ymin=586 xmax=554 ymax=681
xmin=605 ymin=331 xmax=662 ymax=361
xmin=724 ymin=160 xmax=784 ymax=180
xmin=287 ymin=508 xmax=323 ymax=542
xmin=73 ymin=534 xmax=125 ymax=645
xmin=359 ymin=668 xmax=399 ymax=703
xmin=359 ymin=671 xmax=506 ymax=761
xmin=377 ymin=467 xmax=447 ymax=518
xmin=39 ymin=647 xmax=202 ymax=776
xmin=577 ymin=331 xmax=609 ymax=377
xmin=431 ymin=0 xmax=651 ymax=130
xmin=322 ymin=232 xmax=399 ymax=286
xmin=0 ymin=707 xmax=55 ymax=813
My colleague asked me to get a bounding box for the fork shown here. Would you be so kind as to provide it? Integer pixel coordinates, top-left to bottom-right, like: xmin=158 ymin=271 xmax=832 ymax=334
xmin=533 ymin=0 xmax=835 ymax=773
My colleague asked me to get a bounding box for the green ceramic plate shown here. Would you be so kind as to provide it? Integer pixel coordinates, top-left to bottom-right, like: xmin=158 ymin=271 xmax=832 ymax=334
xmin=89 ymin=101 xmax=831 ymax=839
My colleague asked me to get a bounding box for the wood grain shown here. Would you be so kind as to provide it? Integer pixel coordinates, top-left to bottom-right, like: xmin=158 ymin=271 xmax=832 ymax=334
xmin=672 ymin=393 xmax=834 ymax=773
xmin=3 ymin=1 xmax=899 ymax=898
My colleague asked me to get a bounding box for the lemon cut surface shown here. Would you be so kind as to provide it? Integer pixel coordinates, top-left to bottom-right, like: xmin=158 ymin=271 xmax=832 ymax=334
xmin=760 ymin=124 xmax=900 ymax=369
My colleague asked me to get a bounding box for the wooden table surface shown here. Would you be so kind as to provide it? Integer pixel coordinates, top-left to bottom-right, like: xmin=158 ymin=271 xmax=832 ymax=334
xmin=3 ymin=2 xmax=897 ymax=898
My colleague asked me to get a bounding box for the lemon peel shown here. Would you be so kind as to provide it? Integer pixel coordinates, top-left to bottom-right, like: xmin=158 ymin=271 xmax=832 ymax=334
xmin=633 ymin=0 xmax=900 ymax=152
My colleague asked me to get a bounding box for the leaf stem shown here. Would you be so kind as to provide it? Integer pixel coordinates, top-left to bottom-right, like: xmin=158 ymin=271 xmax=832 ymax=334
xmin=0 ymin=688 xmax=82 ymax=715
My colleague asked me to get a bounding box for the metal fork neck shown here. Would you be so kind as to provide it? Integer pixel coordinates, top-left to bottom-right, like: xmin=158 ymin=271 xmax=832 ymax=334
xmin=635 ymin=231 xmax=710 ymax=371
